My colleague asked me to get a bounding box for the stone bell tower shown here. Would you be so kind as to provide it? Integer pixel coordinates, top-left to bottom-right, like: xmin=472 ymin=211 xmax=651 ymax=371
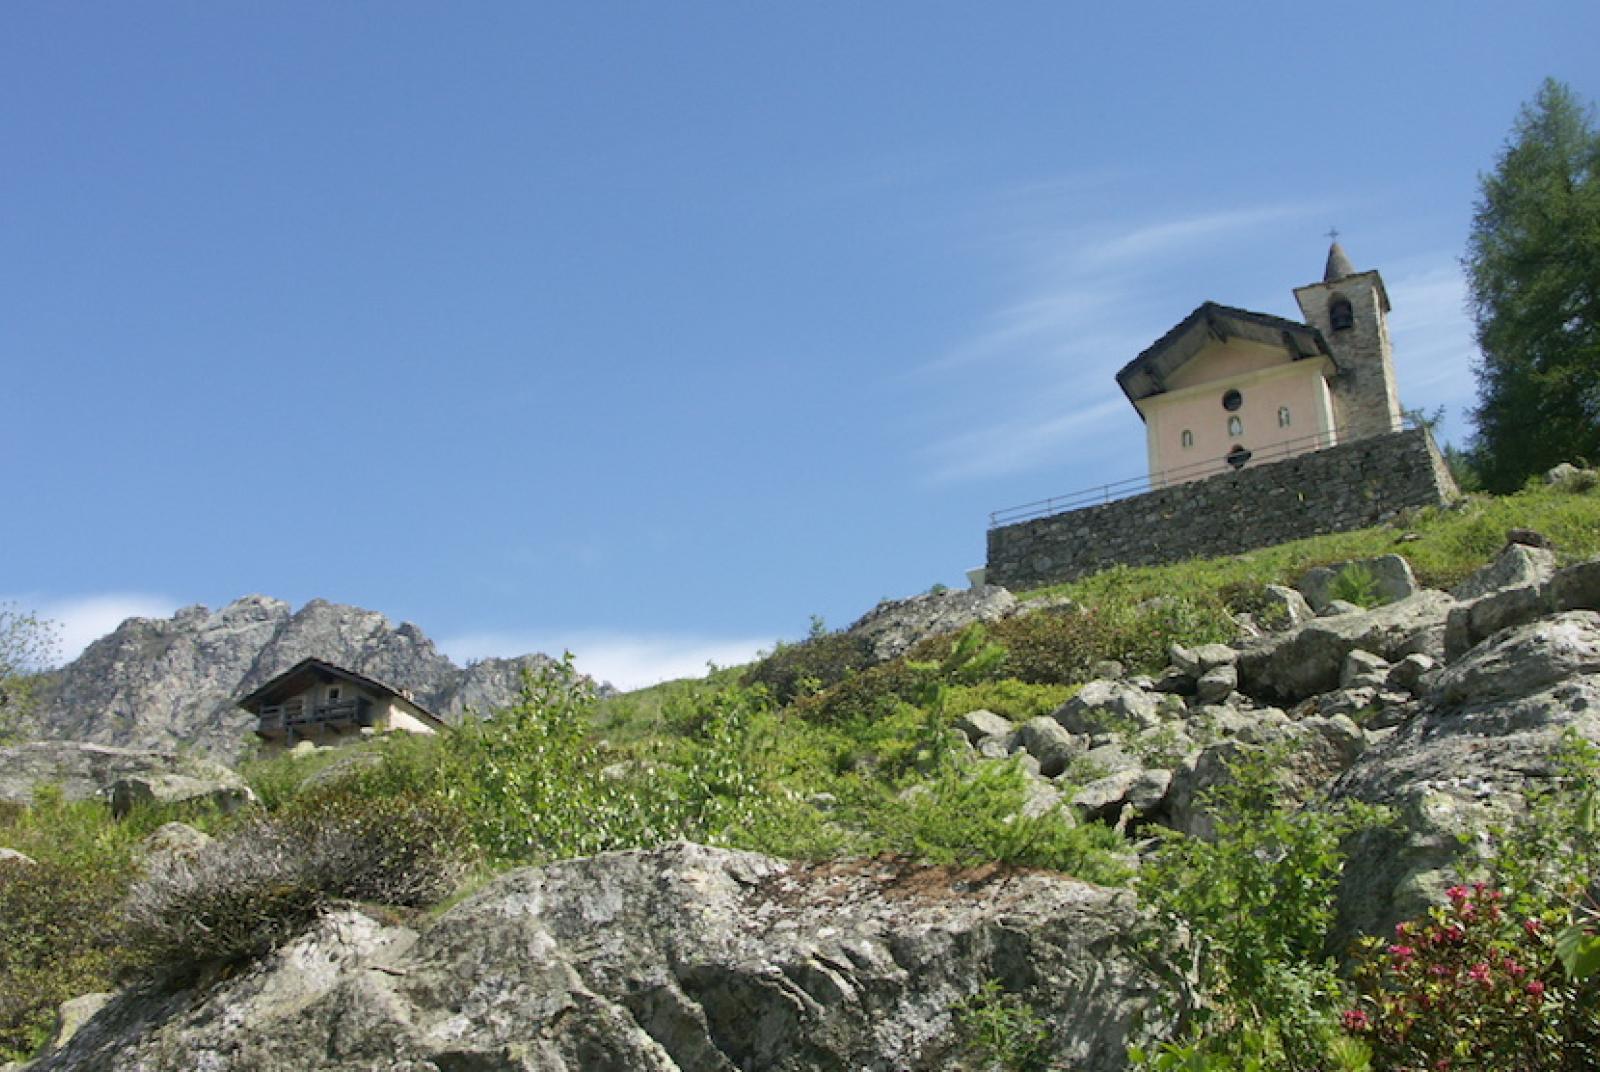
xmin=1293 ymin=240 xmax=1403 ymax=441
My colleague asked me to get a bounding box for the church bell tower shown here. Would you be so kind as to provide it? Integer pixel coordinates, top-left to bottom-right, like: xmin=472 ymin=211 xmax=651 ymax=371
xmin=1293 ymin=240 xmax=1403 ymax=441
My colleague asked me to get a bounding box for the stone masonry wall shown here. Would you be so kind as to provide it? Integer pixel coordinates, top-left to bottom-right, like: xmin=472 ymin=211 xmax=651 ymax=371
xmin=987 ymin=427 xmax=1458 ymax=591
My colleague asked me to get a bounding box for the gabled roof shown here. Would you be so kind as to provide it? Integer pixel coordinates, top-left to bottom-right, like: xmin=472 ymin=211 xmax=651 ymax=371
xmin=236 ymin=657 xmax=449 ymax=730
xmin=1115 ymin=301 xmax=1337 ymax=405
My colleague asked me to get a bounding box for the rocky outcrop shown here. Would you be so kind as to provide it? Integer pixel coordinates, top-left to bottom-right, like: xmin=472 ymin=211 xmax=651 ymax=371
xmin=0 ymin=741 xmax=253 ymax=813
xmin=29 ymin=597 xmax=563 ymax=761
xmin=844 ymin=586 xmax=1017 ymax=662
xmin=1328 ymin=611 xmax=1600 ymax=944
xmin=36 ymin=842 xmax=1174 ymax=1072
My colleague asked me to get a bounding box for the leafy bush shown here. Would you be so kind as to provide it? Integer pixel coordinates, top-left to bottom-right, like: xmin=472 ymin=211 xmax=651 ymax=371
xmin=1134 ymin=747 xmax=1383 ymax=1070
xmin=0 ymin=856 xmax=130 ymax=1060
xmin=122 ymin=791 xmax=470 ymax=975
xmin=742 ymin=631 xmax=875 ymax=706
xmin=990 ymin=596 xmax=1231 ymax=685
xmin=1345 ymin=883 xmax=1592 ymax=1069
xmin=942 ymin=680 xmax=1077 ymax=723
xmin=1328 ymin=563 xmax=1382 ymax=608
xmin=951 ymin=979 xmax=1053 ymax=1071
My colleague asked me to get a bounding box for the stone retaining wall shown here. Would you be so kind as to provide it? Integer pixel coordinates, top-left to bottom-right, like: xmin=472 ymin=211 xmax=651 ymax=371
xmin=986 ymin=427 xmax=1458 ymax=591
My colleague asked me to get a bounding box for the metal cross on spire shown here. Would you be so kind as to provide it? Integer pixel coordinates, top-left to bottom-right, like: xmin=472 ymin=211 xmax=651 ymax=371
xmin=1326 ymin=226 xmax=1341 ymax=242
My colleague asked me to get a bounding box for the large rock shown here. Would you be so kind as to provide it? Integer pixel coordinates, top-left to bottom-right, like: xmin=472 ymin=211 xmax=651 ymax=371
xmin=1052 ymin=680 xmax=1162 ymax=736
xmin=1235 ymin=590 xmax=1456 ymax=704
xmin=28 ymin=596 xmax=566 ymax=761
xmin=1327 ymin=611 xmax=1600 ymax=946
xmin=0 ymin=741 xmax=253 ymax=813
xmin=1297 ymin=555 xmax=1418 ymax=614
xmin=39 ymin=842 xmax=1174 ymax=1072
xmin=844 ymin=585 xmax=1017 ymax=663
xmin=1450 ymin=541 xmax=1558 ymax=602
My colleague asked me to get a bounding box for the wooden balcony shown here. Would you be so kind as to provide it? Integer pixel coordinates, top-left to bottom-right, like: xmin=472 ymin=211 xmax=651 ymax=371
xmin=256 ymin=697 xmax=375 ymax=742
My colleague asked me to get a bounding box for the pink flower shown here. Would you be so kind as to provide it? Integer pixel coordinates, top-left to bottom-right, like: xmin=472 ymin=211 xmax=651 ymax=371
xmin=1342 ymin=1008 xmax=1370 ymax=1031
xmin=1446 ymin=884 xmax=1470 ymax=902
xmin=1524 ymin=917 xmax=1544 ymax=935
xmin=1526 ymin=979 xmax=1546 ymax=999
xmin=1388 ymin=943 xmax=1417 ymax=961
xmin=1468 ymin=962 xmax=1492 ymax=985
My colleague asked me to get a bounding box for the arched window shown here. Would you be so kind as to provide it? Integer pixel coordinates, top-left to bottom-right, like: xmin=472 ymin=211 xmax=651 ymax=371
xmin=1330 ymin=296 xmax=1354 ymax=331
xmin=1227 ymin=415 xmax=1243 ymax=437
xmin=1278 ymin=406 xmax=1291 ymax=428
xmin=1181 ymin=429 xmax=1194 ymax=449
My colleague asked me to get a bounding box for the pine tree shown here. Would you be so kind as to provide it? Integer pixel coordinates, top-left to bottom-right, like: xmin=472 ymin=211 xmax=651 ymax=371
xmin=1466 ymin=79 xmax=1600 ymax=492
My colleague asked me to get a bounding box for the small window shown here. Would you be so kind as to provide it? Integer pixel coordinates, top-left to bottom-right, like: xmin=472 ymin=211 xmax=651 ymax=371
xmin=1181 ymin=429 xmax=1194 ymax=449
xmin=1227 ymin=415 xmax=1243 ymax=436
xmin=1278 ymin=406 xmax=1292 ymax=428
xmin=327 ymin=686 xmax=342 ymax=701
xmin=1221 ymin=389 xmax=1243 ymax=411
xmin=1226 ymin=444 xmax=1252 ymax=470
xmin=1330 ymin=296 xmax=1354 ymax=331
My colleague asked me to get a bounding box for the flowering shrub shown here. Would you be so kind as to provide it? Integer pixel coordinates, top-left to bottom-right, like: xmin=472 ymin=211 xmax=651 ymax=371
xmin=1346 ymin=883 xmax=1597 ymax=1069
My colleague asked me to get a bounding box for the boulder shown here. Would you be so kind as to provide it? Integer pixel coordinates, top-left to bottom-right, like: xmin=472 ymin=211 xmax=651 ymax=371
xmin=1340 ymin=650 xmax=1391 ymax=689
xmin=1298 ymin=555 xmax=1418 ymax=614
xmin=0 ymin=847 xmax=36 ymax=866
xmin=1071 ymin=769 xmax=1172 ymax=825
xmin=1260 ymin=585 xmax=1315 ymax=630
xmin=1016 ymin=717 xmax=1085 ymax=779
xmin=37 ymin=843 xmax=1175 ymax=1072
xmin=1551 ymin=558 xmax=1600 ymax=613
xmin=1384 ymin=653 xmax=1437 ymax=696
xmin=1450 ymin=541 xmax=1558 ymax=602
xmin=1326 ymin=611 xmax=1600 ymax=946
xmin=1236 ymin=590 xmax=1456 ymax=705
xmin=844 ymin=585 xmax=1017 ymax=662
xmin=1052 ymin=680 xmax=1162 ymax=736
xmin=1194 ymin=665 xmax=1237 ymax=705
xmin=954 ymin=709 xmax=1014 ymax=744
xmin=0 ymin=742 xmax=255 ymax=815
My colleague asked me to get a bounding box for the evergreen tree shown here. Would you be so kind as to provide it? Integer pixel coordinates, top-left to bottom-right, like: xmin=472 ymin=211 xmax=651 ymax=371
xmin=1466 ymin=79 xmax=1600 ymax=492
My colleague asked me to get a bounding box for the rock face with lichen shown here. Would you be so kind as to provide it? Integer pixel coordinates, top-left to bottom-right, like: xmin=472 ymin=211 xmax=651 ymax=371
xmin=33 ymin=842 xmax=1174 ymax=1072
xmin=27 ymin=597 xmax=563 ymax=761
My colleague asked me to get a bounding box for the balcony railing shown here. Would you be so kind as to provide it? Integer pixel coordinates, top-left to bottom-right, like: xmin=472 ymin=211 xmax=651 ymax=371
xmin=256 ymin=697 xmax=375 ymax=740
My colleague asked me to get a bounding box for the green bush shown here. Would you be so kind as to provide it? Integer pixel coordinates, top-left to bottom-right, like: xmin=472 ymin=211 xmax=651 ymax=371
xmin=989 ymin=596 xmax=1231 ymax=685
xmin=1134 ymin=747 xmax=1384 ymax=1071
xmin=950 ymin=979 xmax=1054 ymax=1071
xmin=0 ymin=856 xmax=130 ymax=1061
xmin=742 ymin=631 xmax=875 ymax=706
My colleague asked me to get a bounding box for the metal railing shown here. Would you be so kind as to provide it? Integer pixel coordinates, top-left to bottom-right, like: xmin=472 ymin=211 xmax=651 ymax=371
xmin=257 ymin=697 xmax=374 ymax=739
xmin=988 ymin=417 xmax=1412 ymax=528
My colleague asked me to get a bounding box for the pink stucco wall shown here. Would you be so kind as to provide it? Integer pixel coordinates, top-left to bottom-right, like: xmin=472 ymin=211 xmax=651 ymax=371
xmin=1137 ymin=339 xmax=1337 ymax=486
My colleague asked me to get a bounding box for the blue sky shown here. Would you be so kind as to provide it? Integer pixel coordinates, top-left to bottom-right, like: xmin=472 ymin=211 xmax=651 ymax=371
xmin=6 ymin=4 xmax=1597 ymax=689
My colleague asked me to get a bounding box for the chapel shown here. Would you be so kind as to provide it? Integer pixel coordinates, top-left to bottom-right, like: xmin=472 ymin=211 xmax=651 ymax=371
xmin=1114 ymin=242 xmax=1403 ymax=487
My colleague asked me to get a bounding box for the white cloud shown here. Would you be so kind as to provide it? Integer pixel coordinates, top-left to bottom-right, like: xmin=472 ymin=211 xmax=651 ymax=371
xmin=439 ymin=629 xmax=771 ymax=693
xmin=7 ymin=593 xmax=181 ymax=667
xmin=914 ymin=199 xmax=1335 ymax=485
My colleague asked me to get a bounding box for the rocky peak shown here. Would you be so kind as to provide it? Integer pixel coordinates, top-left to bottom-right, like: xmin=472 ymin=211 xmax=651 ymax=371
xmin=30 ymin=596 xmax=559 ymax=762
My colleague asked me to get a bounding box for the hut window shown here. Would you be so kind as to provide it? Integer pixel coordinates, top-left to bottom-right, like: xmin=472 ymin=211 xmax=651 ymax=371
xmin=327 ymin=686 xmax=341 ymax=701
xmin=1181 ymin=429 xmax=1194 ymax=449
xmin=1222 ymin=389 xmax=1243 ymax=411
xmin=1330 ymin=296 xmax=1354 ymax=331
xmin=1227 ymin=415 xmax=1244 ymax=437
xmin=1278 ymin=406 xmax=1292 ymax=428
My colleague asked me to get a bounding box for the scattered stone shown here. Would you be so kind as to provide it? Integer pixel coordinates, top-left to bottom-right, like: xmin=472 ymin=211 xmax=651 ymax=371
xmin=1194 ymin=665 xmax=1237 ymax=705
xmin=1321 ymin=599 xmax=1365 ymax=617
xmin=49 ymin=992 xmax=113 ymax=1053
xmin=1017 ymin=718 xmax=1086 ymax=778
xmin=140 ymin=822 xmax=212 ymax=863
xmin=1551 ymin=558 xmax=1600 ymax=613
xmin=1341 ymin=649 xmax=1391 ymax=689
xmin=1090 ymin=659 xmax=1125 ymax=680
xmin=0 ymin=741 xmax=255 ymax=815
xmin=1052 ymin=681 xmax=1161 ymax=736
xmin=1260 ymin=585 xmax=1315 ymax=630
xmin=1071 ymin=769 xmax=1172 ymax=824
xmin=1299 ymin=555 xmax=1418 ymax=613
xmin=109 ymin=771 xmax=254 ymax=819
xmin=0 ymin=847 xmax=36 ymax=866
xmin=1385 ymin=653 xmax=1437 ymax=695
xmin=1451 ymin=542 xmax=1558 ymax=602
xmin=955 ymin=709 xmax=1014 ymax=744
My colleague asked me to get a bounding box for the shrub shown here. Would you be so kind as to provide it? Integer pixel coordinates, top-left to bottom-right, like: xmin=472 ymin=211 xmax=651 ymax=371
xmin=1135 ymin=747 xmax=1384 ymax=1070
xmin=1345 ymin=883 xmax=1593 ymax=1069
xmin=990 ymin=597 xmax=1230 ymax=685
xmin=0 ymin=856 xmax=130 ymax=1061
xmin=122 ymin=791 xmax=470 ymax=975
xmin=742 ymin=631 xmax=875 ymax=706
xmin=951 ymin=979 xmax=1053 ymax=1071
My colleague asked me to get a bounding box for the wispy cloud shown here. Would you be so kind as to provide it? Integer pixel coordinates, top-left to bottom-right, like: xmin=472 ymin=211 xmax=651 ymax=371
xmin=1384 ymin=257 xmax=1478 ymax=445
xmin=5 ymin=592 xmax=181 ymax=667
xmin=915 ymin=198 xmax=1335 ymax=484
xmin=440 ymin=629 xmax=770 ymax=693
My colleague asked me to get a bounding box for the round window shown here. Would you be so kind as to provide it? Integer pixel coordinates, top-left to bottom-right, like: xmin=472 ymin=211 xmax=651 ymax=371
xmin=1222 ymin=389 xmax=1243 ymax=411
